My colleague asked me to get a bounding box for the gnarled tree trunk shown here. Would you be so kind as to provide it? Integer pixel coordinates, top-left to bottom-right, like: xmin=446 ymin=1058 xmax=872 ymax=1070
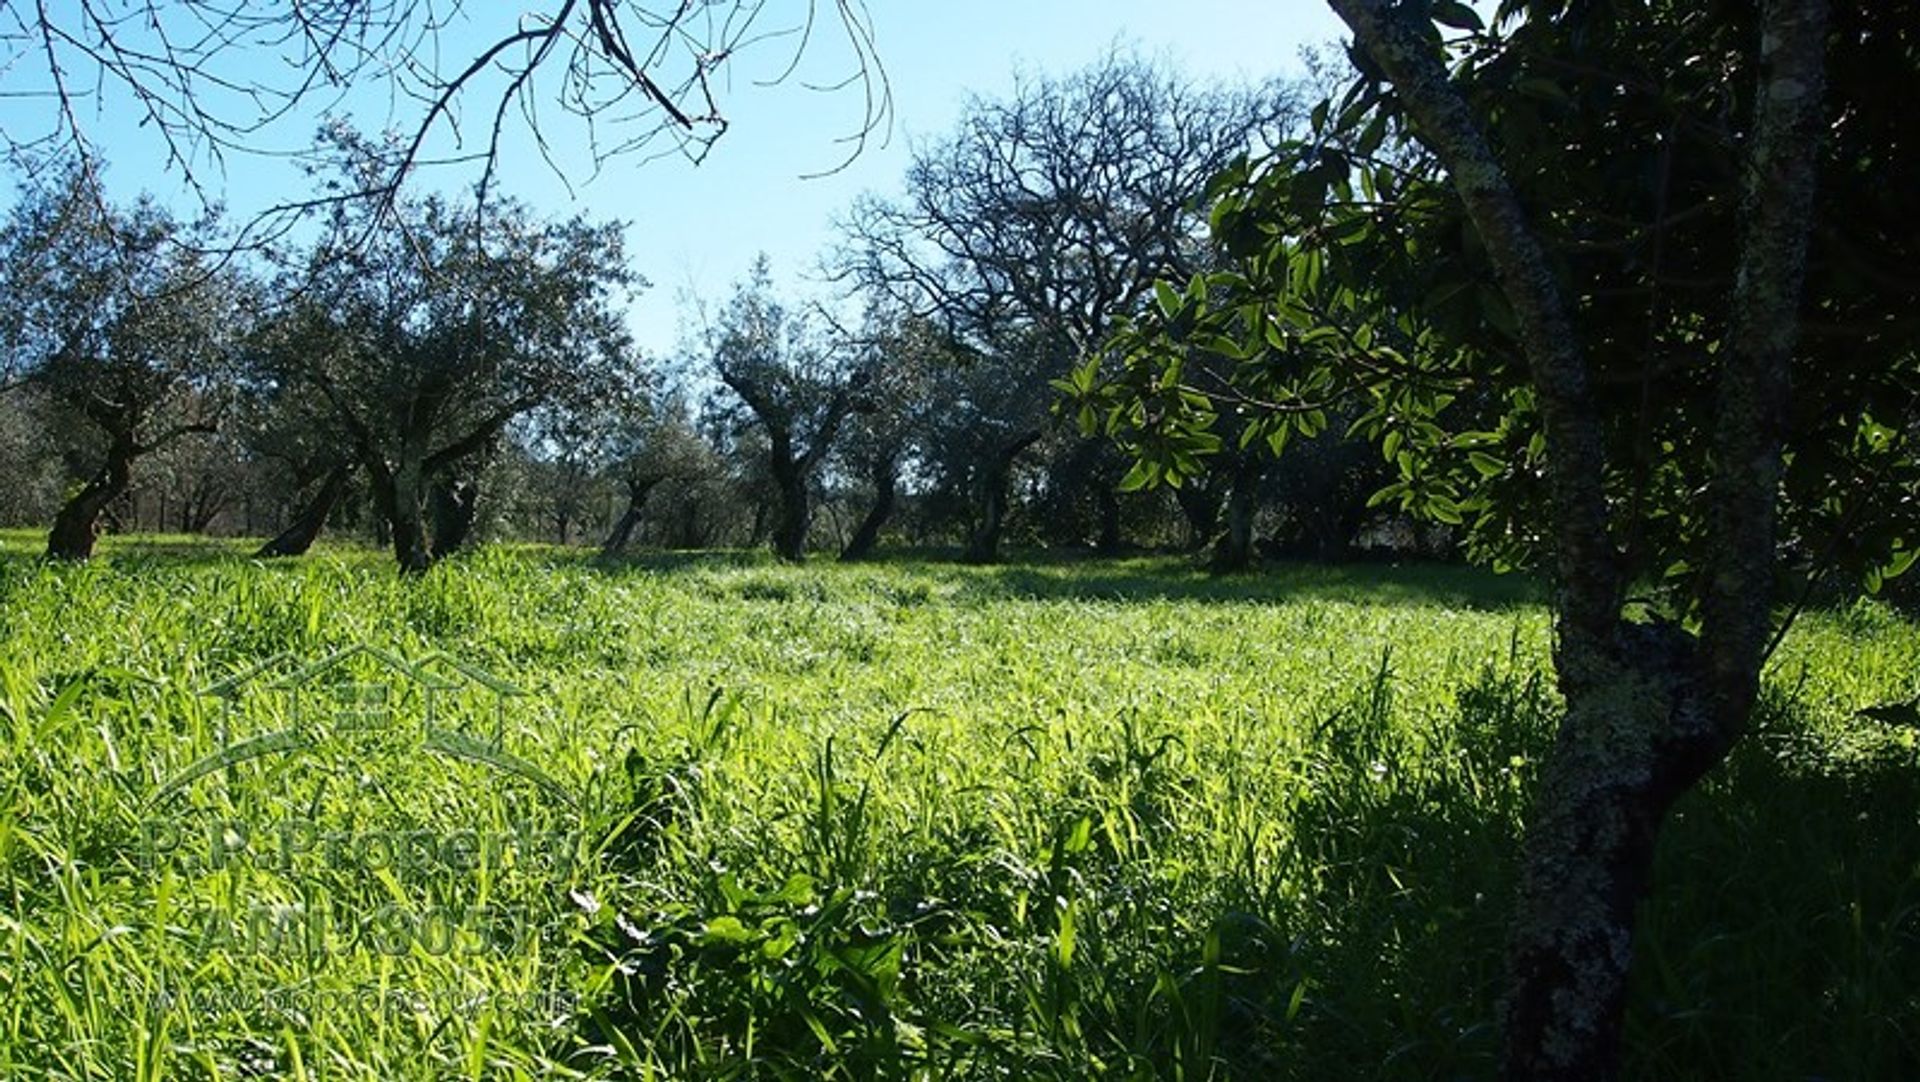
xmin=840 ymin=454 xmax=899 ymax=562
xmin=46 ymin=429 xmax=138 ymax=561
xmin=373 ymin=461 xmax=433 ymax=574
xmin=965 ymin=431 xmax=1040 ymax=564
xmin=769 ymin=457 xmax=811 ymax=563
xmin=601 ymin=476 xmax=663 ymax=556
xmin=427 ymin=473 xmax=479 ymax=560
xmin=256 ymin=462 xmax=352 ymax=558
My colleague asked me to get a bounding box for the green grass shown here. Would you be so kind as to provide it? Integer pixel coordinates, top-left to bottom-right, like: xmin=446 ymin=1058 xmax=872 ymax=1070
xmin=0 ymin=529 xmax=1917 ymax=1079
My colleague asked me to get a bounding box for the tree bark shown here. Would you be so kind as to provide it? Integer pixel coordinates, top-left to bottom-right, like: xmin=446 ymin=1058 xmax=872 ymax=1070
xmin=376 ymin=462 xmax=432 ymax=574
xmin=46 ymin=428 xmax=138 ymax=561
xmin=255 ymin=462 xmax=352 ymax=558
xmin=769 ymin=457 xmax=811 ymax=563
xmin=601 ymin=476 xmax=662 ymax=556
xmin=1328 ymin=1 xmax=1829 ymax=1078
xmin=1211 ymin=455 xmax=1262 ymax=573
xmin=965 ymin=431 xmax=1040 ymax=564
xmin=839 ymin=454 xmax=899 ymax=562
xmin=427 ymin=474 xmax=479 ymax=559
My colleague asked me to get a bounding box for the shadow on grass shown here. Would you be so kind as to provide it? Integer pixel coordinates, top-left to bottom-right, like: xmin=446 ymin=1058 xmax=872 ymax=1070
xmin=0 ymin=529 xmax=267 ymax=568
xmin=1623 ymin=699 xmax=1920 ymax=1079
xmin=943 ymin=556 xmax=1543 ymax=610
xmin=0 ymin=527 xmax=1545 ymax=612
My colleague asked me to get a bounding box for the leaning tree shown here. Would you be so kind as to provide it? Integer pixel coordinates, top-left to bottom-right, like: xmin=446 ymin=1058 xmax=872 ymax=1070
xmin=1077 ymin=0 xmax=1918 ymax=1076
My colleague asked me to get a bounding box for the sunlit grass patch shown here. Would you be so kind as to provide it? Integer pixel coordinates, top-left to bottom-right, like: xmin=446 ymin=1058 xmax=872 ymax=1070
xmin=0 ymin=542 xmax=1914 ymax=1078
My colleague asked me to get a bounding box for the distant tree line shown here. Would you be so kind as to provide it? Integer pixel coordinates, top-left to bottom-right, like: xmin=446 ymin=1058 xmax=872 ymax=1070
xmin=0 ymin=52 xmax=1447 ymax=571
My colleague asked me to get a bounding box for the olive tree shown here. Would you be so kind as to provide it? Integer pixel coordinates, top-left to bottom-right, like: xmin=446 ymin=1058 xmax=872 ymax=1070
xmin=704 ymin=258 xmax=871 ymax=562
xmin=262 ymin=187 xmax=637 ymax=571
xmin=0 ymin=174 xmax=246 ymax=559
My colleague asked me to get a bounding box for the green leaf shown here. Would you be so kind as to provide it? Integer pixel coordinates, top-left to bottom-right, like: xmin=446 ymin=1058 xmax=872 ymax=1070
xmin=1117 ymin=460 xmax=1155 ymax=492
xmin=1468 ymin=451 xmax=1504 ymax=477
xmin=1882 ymin=546 xmax=1919 ymax=582
xmin=701 ymin=915 xmax=754 ymax=946
xmin=1154 ymin=280 xmax=1181 ymax=320
xmin=1430 ymin=0 xmax=1485 ymax=32
xmin=1426 ymin=495 xmax=1465 ymax=525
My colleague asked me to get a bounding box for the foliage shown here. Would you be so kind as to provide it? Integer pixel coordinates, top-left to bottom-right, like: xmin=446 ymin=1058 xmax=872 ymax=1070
xmin=1075 ymin=1 xmax=1920 ymax=600
xmin=258 ymin=164 xmax=638 ymax=568
xmin=841 ymin=50 xmax=1303 ymax=562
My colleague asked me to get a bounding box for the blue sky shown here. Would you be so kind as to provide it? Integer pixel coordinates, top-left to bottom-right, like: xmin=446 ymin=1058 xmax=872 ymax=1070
xmin=12 ymin=1 xmax=1350 ymax=355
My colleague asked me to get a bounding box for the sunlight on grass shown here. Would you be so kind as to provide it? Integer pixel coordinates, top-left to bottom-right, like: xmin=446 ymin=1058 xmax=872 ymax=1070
xmin=0 ymin=537 xmax=1915 ymax=1078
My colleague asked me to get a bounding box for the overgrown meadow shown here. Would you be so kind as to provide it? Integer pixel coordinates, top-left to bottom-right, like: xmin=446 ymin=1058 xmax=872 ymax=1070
xmin=2 ymin=531 xmax=1917 ymax=1079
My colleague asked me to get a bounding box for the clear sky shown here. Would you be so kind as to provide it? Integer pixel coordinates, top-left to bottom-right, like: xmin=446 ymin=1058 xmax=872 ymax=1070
xmin=8 ymin=1 xmax=1351 ymax=355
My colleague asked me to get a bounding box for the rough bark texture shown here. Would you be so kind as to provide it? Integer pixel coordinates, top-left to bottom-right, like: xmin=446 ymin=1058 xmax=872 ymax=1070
xmin=1328 ymin=1 xmax=1829 ymax=1078
xmin=46 ymin=429 xmax=138 ymax=561
xmin=1328 ymin=0 xmax=1621 ymax=651
xmin=839 ymin=454 xmax=899 ymax=562
xmin=1698 ymin=0 xmax=1830 ymax=742
xmin=255 ymin=462 xmax=352 ymax=558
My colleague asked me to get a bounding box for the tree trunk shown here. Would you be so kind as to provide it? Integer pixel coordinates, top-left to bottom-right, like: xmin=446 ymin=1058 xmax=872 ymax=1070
xmin=839 ymin=455 xmax=899 ymax=562
xmin=965 ymin=432 xmax=1040 ymax=564
xmin=965 ymin=467 xmax=1011 ymax=564
xmin=1502 ymin=621 xmax=1723 ymax=1081
xmin=1211 ymin=456 xmax=1262 ymax=573
xmin=601 ymin=477 xmax=662 ymax=556
xmin=1173 ymin=480 xmax=1222 ymax=552
xmin=255 ymin=462 xmax=352 ymax=558
xmin=1326 ymin=2 xmax=1829 ymax=1078
xmin=380 ymin=463 xmax=432 ymax=574
xmin=770 ymin=460 xmax=811 ymax=562
xmin=428 ymin=474 xmax=479 ymax=559
xmin=46 ymin=430 xmax=138 ymax=561
xmin=1095 ymin=484 xmax=1124 ymax=555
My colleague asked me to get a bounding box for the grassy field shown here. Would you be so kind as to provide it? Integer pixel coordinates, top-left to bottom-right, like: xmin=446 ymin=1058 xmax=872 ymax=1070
xmin=1 ymin=529 xmax=1917 ymax=1079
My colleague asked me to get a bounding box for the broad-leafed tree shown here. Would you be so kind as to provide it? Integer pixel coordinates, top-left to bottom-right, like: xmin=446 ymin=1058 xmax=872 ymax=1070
xmin=1078 ymin=0 xmax=1915 ymax=1075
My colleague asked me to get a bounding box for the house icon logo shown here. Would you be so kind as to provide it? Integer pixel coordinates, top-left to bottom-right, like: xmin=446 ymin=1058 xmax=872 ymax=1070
xmin=149 ymin=644 xmax=574 ymax=807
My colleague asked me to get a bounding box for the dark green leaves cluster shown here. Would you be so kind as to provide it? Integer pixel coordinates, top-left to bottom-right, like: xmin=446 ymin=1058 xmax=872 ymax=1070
xmin=1075 ymin=0 xmax=1920 ymax=598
